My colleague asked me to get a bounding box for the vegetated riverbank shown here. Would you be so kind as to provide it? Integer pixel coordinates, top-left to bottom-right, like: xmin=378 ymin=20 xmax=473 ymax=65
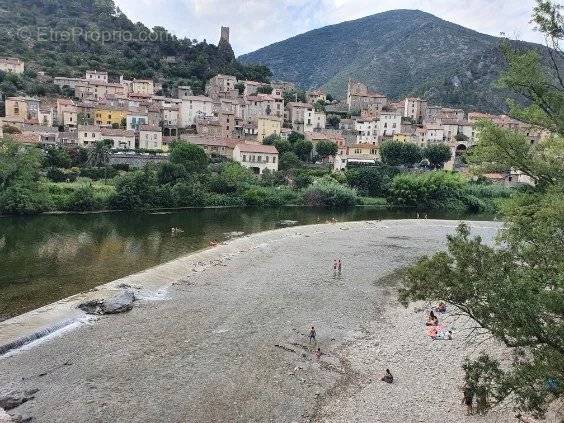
xmin=1 ymin=138 xmax=514 ymax=217
xmin=2 ymin=219 xmax=542 ymax=423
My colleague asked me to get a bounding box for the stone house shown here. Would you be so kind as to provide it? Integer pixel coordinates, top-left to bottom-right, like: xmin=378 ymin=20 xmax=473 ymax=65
xmin=377 ymin=111 xmax=402 ymax=138
xmin=304 ymin=109 xmax=326 ymax=132
xmin=0 ymin=57 xmax=24 ymax=74
xmin=257 ymin=116 xmax=282 ymax=142
xmin=85 ymin=70 xmax=108 ymax=84
xmin=354 ymin=118 xmax=378 ymax=144
xmin=346 ymin=80 xmax=387 ymax=112
xmin=404 ymin=97 xmax=427 ymax=123
xmin=100 ymin=128 xmax=136 ymax=149
xmin=78 ymin=125 xmax=102 ymax=147
xmin=179 ymin=95 xmax=214 ymax=127
xmin=139 ymin=125 xmax=163 ymax=150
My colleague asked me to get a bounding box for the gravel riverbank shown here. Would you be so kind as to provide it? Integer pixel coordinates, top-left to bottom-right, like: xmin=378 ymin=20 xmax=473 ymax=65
xmin=0 ymin=219 xmax=530 ymax=423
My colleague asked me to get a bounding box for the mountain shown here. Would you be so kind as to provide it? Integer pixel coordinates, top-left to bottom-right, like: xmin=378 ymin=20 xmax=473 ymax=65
xmin=239 ymin=10 xmax=553 ymax=112
xmin=0 ymin=0 xmax=270 ymax=96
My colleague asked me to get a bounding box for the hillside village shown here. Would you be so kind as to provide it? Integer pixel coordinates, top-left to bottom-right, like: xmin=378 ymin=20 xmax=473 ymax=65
xmin=0 ymin=28 xmax=546 ymax=183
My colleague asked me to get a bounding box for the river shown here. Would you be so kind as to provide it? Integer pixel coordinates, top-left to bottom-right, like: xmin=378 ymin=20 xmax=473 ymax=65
xmin=0 ymin=207 xmax=494 ymax=320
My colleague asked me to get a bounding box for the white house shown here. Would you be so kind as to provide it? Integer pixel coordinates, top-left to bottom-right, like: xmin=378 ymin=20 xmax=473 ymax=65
xmin=139 ymin=125 xmax=163 ymax=150
xmin=304 ymin=109 xmax=326 ymax=132
xmin=179 ymin=96 xmax=214 ymax=127
xmin=377 ymin=112 xmax=402 ymax=137
xmin=233 ymin=143 xmax=278 ymax=175
xmin=354 ymin=118 xmax=378 ymax=144
xmin=100 ymin=128 xmax=136 ymax=150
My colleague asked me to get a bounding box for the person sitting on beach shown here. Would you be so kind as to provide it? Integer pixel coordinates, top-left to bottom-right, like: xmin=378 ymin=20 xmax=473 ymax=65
xmin=435 ymin=302 xmax=447 ymax=313
xmin=426 ymin=310 xmax=439 ymax=326
xmin=381 ymin=369 xmax=393 ymax=384
xmin=433 ymin=330 xmax=453 ymax=340
xmin=315 ymin=347 xmax=322 ymax=360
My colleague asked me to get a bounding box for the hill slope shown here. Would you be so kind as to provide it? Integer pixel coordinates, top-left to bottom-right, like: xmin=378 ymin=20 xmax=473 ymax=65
xmin=0 ymin=0 xmax=270 ymax=96
xmin=239 ymin=10 xmax=550 ymax=112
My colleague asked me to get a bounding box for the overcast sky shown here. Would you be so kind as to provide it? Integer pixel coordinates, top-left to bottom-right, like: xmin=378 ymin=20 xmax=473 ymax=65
xmin=114 ymin=0 xmax=554 ymax=55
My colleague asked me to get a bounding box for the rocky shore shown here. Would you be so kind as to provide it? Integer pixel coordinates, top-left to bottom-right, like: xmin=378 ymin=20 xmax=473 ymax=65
xmin=0 ymin=219 xmax=533 ymax=422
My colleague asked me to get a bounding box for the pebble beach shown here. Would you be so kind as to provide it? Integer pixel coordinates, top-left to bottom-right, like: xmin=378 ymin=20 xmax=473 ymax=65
xmin=1 ymin=219 xmax=543 ymax=422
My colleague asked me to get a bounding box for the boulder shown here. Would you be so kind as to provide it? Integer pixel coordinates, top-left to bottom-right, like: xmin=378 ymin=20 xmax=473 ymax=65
xmin=0 ymin=389 xmax=38 ymax=411
xmin=78 ymin=290 xmax=135 ymax=315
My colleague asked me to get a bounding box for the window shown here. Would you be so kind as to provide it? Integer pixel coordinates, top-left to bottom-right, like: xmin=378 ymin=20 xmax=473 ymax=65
xmin=272 ymin=157 xmax=276 ymax=164
xmin=242 ymin=155 xmax=247 ymax=162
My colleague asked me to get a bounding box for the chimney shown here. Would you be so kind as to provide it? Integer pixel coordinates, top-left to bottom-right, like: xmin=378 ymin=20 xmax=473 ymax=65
xmin=220 ymin=26 xmax=230 ymax=44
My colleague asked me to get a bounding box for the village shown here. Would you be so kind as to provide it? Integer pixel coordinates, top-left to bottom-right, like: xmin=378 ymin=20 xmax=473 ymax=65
xmin=0 ymin=28 xmax=546 ymax=184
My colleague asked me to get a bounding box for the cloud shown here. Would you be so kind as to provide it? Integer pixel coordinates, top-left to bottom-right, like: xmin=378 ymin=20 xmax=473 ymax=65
xmin=114 ymin=0 xmax=546 ymax=54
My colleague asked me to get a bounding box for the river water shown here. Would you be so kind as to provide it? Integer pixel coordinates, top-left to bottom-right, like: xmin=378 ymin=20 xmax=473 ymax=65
xmin=0 ymin=207 xmax=493 ymax=320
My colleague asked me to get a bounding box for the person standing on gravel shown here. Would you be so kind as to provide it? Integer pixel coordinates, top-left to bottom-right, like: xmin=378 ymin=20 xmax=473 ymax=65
xmin=338 ymin=259 xmax=342 ymax=277
xmin=309 ymin=326 xmax=316 ymax=343
xmin=333 ymin=260 xmax=337 ymax=277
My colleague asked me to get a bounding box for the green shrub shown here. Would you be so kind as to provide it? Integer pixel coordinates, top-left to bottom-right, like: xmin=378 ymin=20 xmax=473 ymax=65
xmin=345 ymin=164 xmax=398 ymax=197
xmin=0 ymin=182 xmax=51 ymax=215
xmin=388 ymin=171 xmax=467 ymax=210
xmin=65 ymin=185 xmax=97 ymax=211
xmin=204 ymin=193 xmax=246 ymax=207
xmin=303 ymin=178 xmax=358 ymax=208
xmin=46 ymin=167 xmax=80 ymax=182
xmin=172 ymin=181 xmax=205 ymax=207
xmin=243 ymin=186 xmax=300 ymax=207
xmin=80 ymin=166 xmax=118 ymax=180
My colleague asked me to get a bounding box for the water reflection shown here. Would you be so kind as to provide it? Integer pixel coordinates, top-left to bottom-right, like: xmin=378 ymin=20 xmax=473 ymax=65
xmin=0 ymin=207 xmax=492 ymax=320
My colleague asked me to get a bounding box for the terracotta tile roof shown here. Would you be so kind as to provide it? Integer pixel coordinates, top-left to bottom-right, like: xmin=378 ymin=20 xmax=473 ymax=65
xmin=235 ymin=143 xmax=278 ymax=154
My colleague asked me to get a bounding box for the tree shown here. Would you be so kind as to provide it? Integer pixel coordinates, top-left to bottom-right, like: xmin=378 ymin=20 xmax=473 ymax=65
xmin=293 ymin=140 xmax=313 ymax=161
xmin=288 ymin=131 xmax=305 ymax=144
xmin=313 ymin=99 xmax=326 ymax=112
xmin=423 ymin=144 xmax=452 ymax=169
xmin=169 ymin=142 xmax=208 ymax=173
xmin=234 ymin=82 xmax=245 ymax=95
xmin=316 ymin=140 xmax=338 ymax=159
xmin=327 ymin=115 xmax=341 ymax=129
xmin=283 ymin=90 xmax=306 ymax=105
xmin=87 ymin=141 xmax=111 ymax=168
xmin=379 ymin=141 xmax=422 ymax=167
xmin=278 ymin=151 xmax=302 ymax=171
xmin=345 ymin=164 xmax=398 ymax=197
xmin=45 ymin=148 xmax=72 ymax=169
xmin=0 ymin=140 xmax=50 ymax=214
xmin=262 ymin=134 xmax=281 ymax=145
xmin=274 ymin=139 xmax=293 ymax=155
xmin=400 ymin=2 xmax=564 ymax=417
xmin=257 ymin=85 xmax=273 ymax=94
xmin=326 ymin=93 xmax=334 ymax=102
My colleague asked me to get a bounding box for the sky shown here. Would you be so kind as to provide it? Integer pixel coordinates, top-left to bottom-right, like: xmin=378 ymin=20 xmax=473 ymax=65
xmin=114 ymin=0 xmax=556 ymax=55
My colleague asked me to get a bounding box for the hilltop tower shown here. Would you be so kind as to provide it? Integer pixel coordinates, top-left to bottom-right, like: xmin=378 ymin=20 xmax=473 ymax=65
xmin=220 ymin=26 xmax=230 ymax=44
xmin=218 ymin=26 xmax=234 ymax=62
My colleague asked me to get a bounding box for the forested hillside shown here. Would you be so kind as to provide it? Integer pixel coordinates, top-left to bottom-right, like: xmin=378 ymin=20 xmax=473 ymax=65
xmin=0 ymin=0 xmax=271 ymax=96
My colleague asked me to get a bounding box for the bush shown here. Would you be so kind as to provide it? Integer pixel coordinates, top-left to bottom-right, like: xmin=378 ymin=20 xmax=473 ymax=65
xmin=65 ymin=185 xmax=97 ymax=211
xmin=204 ymin=192 xmax=246 ymax=207
xmin=169 ymin=142 xmax=208 ymax=173
xmin=111 ymin=170 xmax=159 ymax=210
xmin=387 ymin=171 xmax=468 ymax=210
xmin=303 ymin=178 xmax=358 ymax=208
xmin=345 ymin=164 xmax=398 ymax=197
xmin=46 ymin=167 xmax=80 ymax=182
xmin=80 ymin=166 xmax=118 ymax=180
xmin=172 ymin=181 xmax=205 ymax=207
xmin=0 ymin=182 xmax=51 ymax=215
xmin=243 ymin=186 xmax=301 ymax=207
xmin=279 ymin=152 xmax=303 ymax=171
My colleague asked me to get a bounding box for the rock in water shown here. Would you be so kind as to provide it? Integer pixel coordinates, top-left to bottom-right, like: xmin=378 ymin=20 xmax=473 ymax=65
xmin=78 ymin=290 xmax=135 ymax=315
